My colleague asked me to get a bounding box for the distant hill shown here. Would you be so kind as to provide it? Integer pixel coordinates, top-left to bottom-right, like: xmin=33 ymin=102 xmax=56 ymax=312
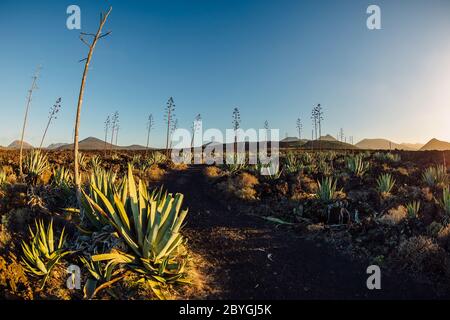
xmin=318 ymin=134 xmax=338 ymax=142
xmin=281 ymin=137 xmax=301 ymax=143
xmin=8 ymin=140 xmax=33 ymax=149
xmin=420 ymin=138 xmax=450 ymax=151
xmin=47 ymin=143 xmax=69 ymax=150
xmin=280 ymin=137 xmax=308 ymax=148
xmin=57 ymin=137 xmax=148 ymax=151
xmin=400 ymin=143 xmax=424 ymax=151
xmin=302 ymin=140 xmax=357 ymax=150
xmin=355 ymin=138 xmax=418 ymax=151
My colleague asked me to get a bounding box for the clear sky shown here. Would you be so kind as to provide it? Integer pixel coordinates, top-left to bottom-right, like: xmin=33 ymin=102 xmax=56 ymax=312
xmin=0 ymin=0 xmax=449 ymax=147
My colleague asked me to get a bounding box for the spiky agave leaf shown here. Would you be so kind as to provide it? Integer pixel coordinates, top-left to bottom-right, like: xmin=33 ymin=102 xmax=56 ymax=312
xmin=83 ymin=164 xmax=189 ymax=294
xmin=20 ymin=219 xmax=70 ymax=289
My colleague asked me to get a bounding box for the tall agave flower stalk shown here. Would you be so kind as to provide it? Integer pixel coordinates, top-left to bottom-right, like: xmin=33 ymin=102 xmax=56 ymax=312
xmin=104 ymin=115 xmax=111 ymax=156
xmin=39 ymin=97 xmax=62 ymax=149
xmin=73 ymin=6 xmax=112 ymax=204
xmin=19 ymin=67 xmax=40 ymax=176
xmin=164 ymin=97 xmax=175 ymax=156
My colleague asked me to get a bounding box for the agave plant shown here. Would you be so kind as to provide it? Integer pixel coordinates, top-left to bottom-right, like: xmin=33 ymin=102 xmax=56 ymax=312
xmin=406 ymin=201 xmax=420 ymax=218
xmin=52 ymin=167 xmax=73 ymax=189
xmin=376 ymin=173 xmax=395 ymax=196
xmin=0 ymin=170 xmax=6 ymax=186
xmin=78 ymin=152 xmax=88 ymax=170
xmin=21 ymin=219 xmax=70 ymax=289
xmin=148 ymin=151 xmax=167 ymax=166
xmin=90 ymin=155 xmax=103 ymax=170
xmin=422 ymin=165 xmax=448 ymax=188
xmin=222 ymin=153 xmax=247 ymax=175
xmin=374 ymin=152 xmax=401 ymax=163
xmin=131 ymin=154 xmax=142 ymax=166
xmin=81 ymin=165 xmax=189 ymax=297
xmin=80 ymin=167 xmax=124 ymax=230
xmin=442 ymin=187 xmax=450 ymax=217
xmin=346 ymin=155 xmax=369 ymax=177
xmin=80 ymin=255 xmax=124 ymax=299
xmin=24 ymin=149 xmax=49 ymax=183
xmin=316 ymin=176 xmax=338 ymax=202
xmin=300 ymin=152 xmax=313 ymax=165
xmin=317 ymin=159 xmax=333 ymax=176
xmin=284 ymin=152 xmax=302 ymax=174
xmin=261 ymin=161 xmax=282 ymax=180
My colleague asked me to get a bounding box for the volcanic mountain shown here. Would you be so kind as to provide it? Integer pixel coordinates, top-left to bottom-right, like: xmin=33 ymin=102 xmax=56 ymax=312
xmin=47 ymin=143 xmax=69 ymax=150
xmin=419 ymin=138 xmax=450 ymax=151
xmin=318 ymin=134 xmax=338 ymax=142
xmin=279 ymin=137 xmax=308 ymax=148
xmin=56 ymin=137 xmax=148 ymax=151
xmin=302 ymin=139 xmax=358 ymax=150
xmin=8 ymin=140 xmax=33 ymax=149
xmin=355 ymin=138 xmax=419 ymax=151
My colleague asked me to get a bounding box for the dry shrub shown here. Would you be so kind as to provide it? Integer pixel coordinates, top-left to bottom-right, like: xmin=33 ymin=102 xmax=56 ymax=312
xmin=38 ymin=169 xmax=52 ymax=185
xmin=396 ymin=167 xmax=409 ymax=176
xmin=379 ymin=205 xmax=407 ymax=225
xmin=218 ymin=172 xmax=259 ymax=200
xmin=37 ymin=263 xmax=74 ymax=300
xmin=396 ymin=236 xmax=449 ymax=276
xmin=204 ymin=166 xmax=222 ymax=179
xmin=234 ymin=172 xmax=259 ymax=200
xmin=145 ymin=164 xmax=165 ymax=181
xmin=1 ymin=165 xmax=16 ymax=184
xmin=437 ymin=224 xmax=450 ymax=250
xmin=301 ymin=176 xmax=318 ymax=194
xmin=172 ymin=163 xmax=188 ymax=171
xmin=0 ymin=225 xmax=12 ymax=247
xmin=0 ymin=254 xmax=33 ymax=299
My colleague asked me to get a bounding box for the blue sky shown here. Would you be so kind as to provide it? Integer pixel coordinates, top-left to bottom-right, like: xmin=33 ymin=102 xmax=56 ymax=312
xmin=0 ymin=0 xmax=449 ymax=147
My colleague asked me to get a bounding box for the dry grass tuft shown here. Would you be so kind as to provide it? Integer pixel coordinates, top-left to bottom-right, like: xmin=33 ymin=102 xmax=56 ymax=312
xmin=145 ymin=164 xmax=166 ymax=181
xmin=396 ymin=236 xmax=449 ymax=276
xmin=204 ymin=166 xmax=222 ymax=179
xmin=0 ymin=254 xmax=33 ymax=299
xmin=218 ymin=172 xmax=259 ymax=200
xmin=379 ymin=205 xmax=407 ymax=225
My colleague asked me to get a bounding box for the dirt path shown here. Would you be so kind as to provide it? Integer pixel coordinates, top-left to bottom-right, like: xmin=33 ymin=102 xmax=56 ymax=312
xmin=161 ymin=166 xmax=443 ymax=299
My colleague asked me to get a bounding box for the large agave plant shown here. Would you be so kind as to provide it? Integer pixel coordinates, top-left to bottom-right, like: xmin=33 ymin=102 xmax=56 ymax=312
xmin=346 ymin=154 xmax=369 ymax=177
xmin=422 ymin=165 xmax=448 ymax=188
xmin=24 ymin=149 xmax=49 ymax=183
xmin=21 ymin=219 xmax=70 ymax=289
xmin=52 ymin=167 xmax=73 ymax=189
xmin=80 ymin=167 xmax=124 ymax=230
xmin=81 ymin=165 xmax=189 ymax=298
xmin=316 ymin=176 xmax=338 ymax=202
xmin=376 ymin=173 xmax=395 ymax=196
